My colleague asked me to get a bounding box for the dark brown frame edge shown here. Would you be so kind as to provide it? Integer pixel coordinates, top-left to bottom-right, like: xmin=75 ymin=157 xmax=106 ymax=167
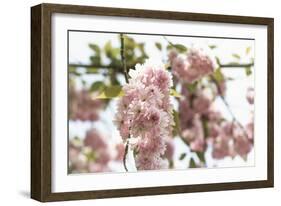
xmin=31 ymin=3 xmax=274 ymax=202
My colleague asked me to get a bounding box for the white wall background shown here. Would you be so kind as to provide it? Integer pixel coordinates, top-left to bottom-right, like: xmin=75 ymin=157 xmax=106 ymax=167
xmin=0 ymin=0 xmax=279 ymax=205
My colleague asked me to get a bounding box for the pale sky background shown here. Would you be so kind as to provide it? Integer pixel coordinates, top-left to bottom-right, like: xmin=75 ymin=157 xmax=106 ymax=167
xmin=68 ymin=31 xmax=255 ymax=172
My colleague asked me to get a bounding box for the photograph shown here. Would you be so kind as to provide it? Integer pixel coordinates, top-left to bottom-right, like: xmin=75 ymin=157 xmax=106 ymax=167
xmin=30 ymin=4 xmax=273 ymax=201
xmin=68 ymin=31 xmax=255 ymax=174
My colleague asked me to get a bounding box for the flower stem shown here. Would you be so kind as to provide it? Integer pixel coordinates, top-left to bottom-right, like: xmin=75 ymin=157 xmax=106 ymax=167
xmin=120 ymin=33 xmax=130 ymax=172
xmin=123 ymin=139 xmax=129 ymax=172
xmin=120 ymin=33 xmax=129 ymax=84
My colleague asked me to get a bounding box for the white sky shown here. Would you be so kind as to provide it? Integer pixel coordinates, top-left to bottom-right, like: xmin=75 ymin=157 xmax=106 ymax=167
xmin=68 ymin=31 xmax=255 ymax=170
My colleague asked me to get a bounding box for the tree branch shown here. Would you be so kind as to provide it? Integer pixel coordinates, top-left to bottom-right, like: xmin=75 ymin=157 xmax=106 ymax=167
xmin=120 ymin=34 xmax=129 ymax=83
xmin=68 ymin=62 xmax=254 ymax=72
xmin=220 ymin=63 xmax=254 ymax=68
xmin=69 ymin=63 xmax=121 ymax=69
xmin=163 ymin=36 xmax=175 ymax=47
xmin=120 ymin=33 xmax=130 ymax=172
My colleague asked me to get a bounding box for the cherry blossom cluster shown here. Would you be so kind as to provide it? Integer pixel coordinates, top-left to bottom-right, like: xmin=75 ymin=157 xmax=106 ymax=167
xmin=69 ymin=128 xmax=125 ymax=173
xmin=69 ymin=86 xmax=103 ymax=121
xmin=208 ymin=88 xmax=254 ymax=160
xmin=179 ymin=86 xmax=213 ymax=152
xmin=115 ymin=60 xmax=174 ymax=170
xmin=169 ymin=48 xmax=216 ymax=83
xmin=179 ymin=84 xmax=254 ymax=161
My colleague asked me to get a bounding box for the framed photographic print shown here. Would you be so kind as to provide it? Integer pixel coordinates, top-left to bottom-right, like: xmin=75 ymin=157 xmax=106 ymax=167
xmin=31 ymin=3 xmax=274 ymax=202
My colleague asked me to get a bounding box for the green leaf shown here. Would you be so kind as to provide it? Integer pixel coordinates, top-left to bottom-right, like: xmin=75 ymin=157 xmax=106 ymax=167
xmin=232 ymin=53 xmax=241 ymax=60
xmin=167 ymin=44 xmax=187 ymax=53
xmin=95 ymin=85 xmax=124 ymax=99
xmin=209 ymin=45 xmax=217 ymax=49
xmin=104 ymin=41 xmax=120 ymax=59
xmin=170 ymin=89 xmax=182 ymax=98
xmin=69 ymin=66 xmax=81 ymax=75
xmin=245 ymin=66 xmax=252 ymax=76
xmin=168 ymin=160 xmax=174 ymax=168
xmin=86 ymin=67 xmax=98 ymax=74
xmin=202 ymin=117 xmax=209 ymax=138
xmin=89 ymin=44 xmax=101 ymax=55
xmin=90 ymin=81 xmax=105 ymax=92
xmin=167 ymin=44 xmax=173 ymax=50
xmin=186 ymin=82 xmax=197 ymax=93
xmin=215 ymin=56 xmax=221 ymax=65
xmin=196 ymin=152 xmax=206 ymax=163
xmin=213 ymin=68 xmax=224 ymax=83
xmin=104 ymin=41 xmax=112 ymax=53
xmin=189 ymin=158 xmax=196 ymax=168
xmin=246 ymin=47 xmax=251 ymax=55
xmin=155 ymin=42 xmax=162 ymax=50
xmin=90 ymin=56 xmax=101 ymax=65
xmin=173 ymin=44 xmax=187 ymax=53
xmin=85 ymin=150 xmax=97 ymax=162
xmin=179 ymin=153 xmax=187 ymax=160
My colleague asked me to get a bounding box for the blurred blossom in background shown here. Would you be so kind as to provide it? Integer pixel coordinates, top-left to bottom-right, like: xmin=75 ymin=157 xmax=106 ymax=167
xmin=68 ymin=31 xmax=255 ymax=174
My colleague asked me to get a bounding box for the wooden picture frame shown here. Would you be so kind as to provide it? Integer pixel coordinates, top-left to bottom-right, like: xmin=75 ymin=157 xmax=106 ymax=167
xmin=31 ymin=3 xmax=274 ymax=202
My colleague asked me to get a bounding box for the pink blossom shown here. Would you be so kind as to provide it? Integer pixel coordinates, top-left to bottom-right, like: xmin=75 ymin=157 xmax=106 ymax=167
xmin=233 ymin=135 xmax=252 ymax=157
xmin=221 ymin=122 xmax=234 ymax=137
xmin=172 ymin=55 xmax=201 ymax=83
xmin=232 ymin=125 xmax=253 ymax=157
xmin=114 ymin=112 xmax=130 ymax=140
xmin=69 ymin=87 xmax=103 ymax=121
xmin=164 ymin=138 xmax=175 ymax=161
xmin=187 ymin=49 xmax=214 ymax=76
xmin=69 ymin=141 xmax=81 ymax=161
xmin=207 ymin=110 xmax=222 ymax=122
xmin=171 ymin=49 xmax=215 ymax=83
xmin=84 ymin=129 xmax=108 ymax=150
xmin=182 ymin=114 xmax=205 ymax=152
xmin=135 ymin=153 xmax=168 ymax=170
xmin=208 ymin=122 xmax=221 ymax=139
xmin=69 ymin=129 xmax=127 ymax=173
xmin=246 ymin=121 xmax=254 ymax=140
xmin=212 ymin=135 xmax=231 ymax=159
xmin=168 ymin=49 xmax=178 ymax=62
xmin=190 ymin=137 xmax=205 ymax=153
xmin=192 ymin=93 xmax=212 ymax=114
xmin=88 ymin=163 xmax=110 ymax=173
xmin=115 ymin=60 xmax=173 ymax=170
xmin=69 ymin=140 xmax=87 ymax=172
xmin=83 ymin=129 xmax=113 ymax=165
xmin=246 ymin=87 xmax=254 ymax=104
xmin=95 ymin=149 xmax=112 ymax=165
xmin=179 ymin=100 xmax=195 ymax=129
xmin=209 ymin=121 xmax=254 ymax=160
xmin=115 ymin=143 xmax=125 ymax=161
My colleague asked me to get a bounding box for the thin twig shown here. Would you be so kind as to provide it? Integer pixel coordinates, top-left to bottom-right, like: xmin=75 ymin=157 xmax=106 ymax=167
xmin=123 ymin=139 xmax=129 ymax=172
xmin=211 ymin=76 xmax=249 ymax=137
xmin=163 ymin=36 xmax=175 ymax=47
xmin=120 ymin=34 xmax=129 ymax=83
xmin=120 ymin=33 xmax=130 ymax=172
